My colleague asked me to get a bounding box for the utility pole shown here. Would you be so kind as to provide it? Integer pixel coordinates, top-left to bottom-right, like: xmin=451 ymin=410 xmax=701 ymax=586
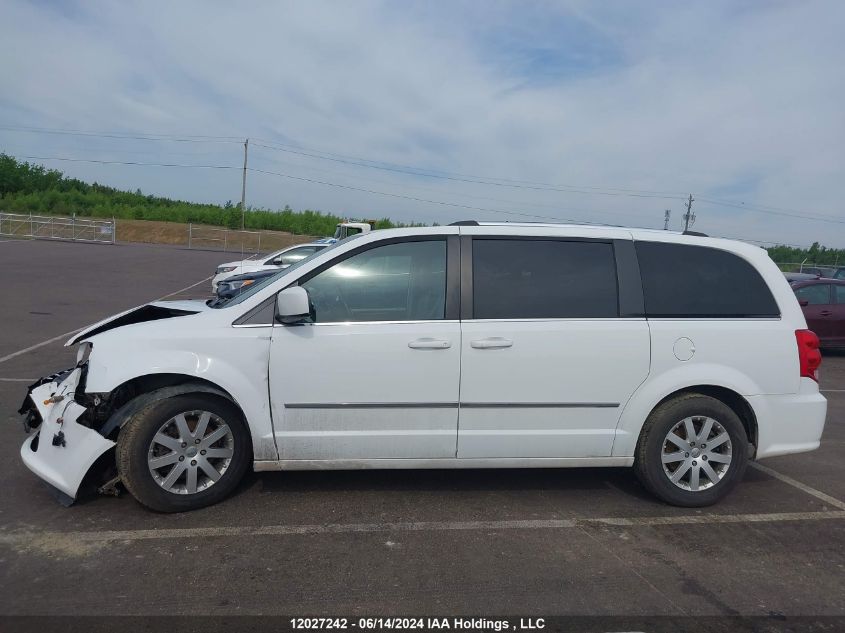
xmin=240 ymin=138 xmax=249 ymax=230
xmin=663 ymin=209 xmax=671 ymax=230
xmin=682 ymin=194 xmax=695 ymax=232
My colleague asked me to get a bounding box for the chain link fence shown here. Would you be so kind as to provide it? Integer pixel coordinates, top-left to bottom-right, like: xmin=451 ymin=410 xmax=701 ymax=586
xmin=775 ymin=262 xmax=841 ymax=275
xmin=187 ymin=223 xmax=313 ymax=255
xmin=0 ymin=212 xmax=115 ymax=244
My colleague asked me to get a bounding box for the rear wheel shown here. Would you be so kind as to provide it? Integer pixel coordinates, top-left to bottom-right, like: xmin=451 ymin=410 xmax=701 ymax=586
xmin=116 ymin=394 xmax=251 ymax=512
xmin=634 ymin=394 xmax=749 ymax=507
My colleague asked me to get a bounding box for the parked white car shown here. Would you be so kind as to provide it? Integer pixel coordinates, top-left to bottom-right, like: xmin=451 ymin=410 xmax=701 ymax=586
xmin=212 ymin=242 xmax=329 ymax=290
xmin=20 ymin=222 xmax=827 ymax=512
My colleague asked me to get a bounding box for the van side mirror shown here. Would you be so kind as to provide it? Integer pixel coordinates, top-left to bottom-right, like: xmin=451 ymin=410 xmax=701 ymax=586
xmin=798 ymin=299 xmax=809 ymax=307
xmin=276 ymin=286 xmax=310 ymax=324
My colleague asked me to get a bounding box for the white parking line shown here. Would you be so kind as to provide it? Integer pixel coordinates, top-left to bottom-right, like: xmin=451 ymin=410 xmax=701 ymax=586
xmin=751 ymin=462 xmax=845 ymax=510
xmin=0 ymin=329 xmax=83 ymax=364
xmin=157 ymin=275 xmax=213 ymax=299
xmin=0 ymin=377 xmax=35 ymax=382
xmin=0 ymin=275 xmax=212 ymax=365
xmin=0 ymin=510 xmax=842 ymax=548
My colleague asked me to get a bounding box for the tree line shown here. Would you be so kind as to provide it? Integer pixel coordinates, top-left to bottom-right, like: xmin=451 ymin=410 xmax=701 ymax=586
xmin=767 ymin=243 xmax=844 ymax=267
xmin=0 ymin=153 xmax=403 ymax=236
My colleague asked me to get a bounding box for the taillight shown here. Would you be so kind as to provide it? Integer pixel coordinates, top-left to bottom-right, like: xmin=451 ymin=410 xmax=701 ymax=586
xmin=795 ymin=329 xmax=821 ymax=382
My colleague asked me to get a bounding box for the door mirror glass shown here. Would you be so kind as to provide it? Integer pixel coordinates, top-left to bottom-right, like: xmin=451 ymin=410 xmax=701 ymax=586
xmin=276 ymin=286 xmax=310 ymax=324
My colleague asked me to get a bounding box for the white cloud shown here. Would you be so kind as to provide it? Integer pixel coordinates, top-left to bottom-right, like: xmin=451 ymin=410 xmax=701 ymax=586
xmin=1 ymin=0 xmax=843 ymax=246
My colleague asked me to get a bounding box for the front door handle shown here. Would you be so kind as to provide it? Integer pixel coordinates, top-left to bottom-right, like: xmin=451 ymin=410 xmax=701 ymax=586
xmin=470 ymin=337 xmax=513 ymax=349
xmin=820 ymin=310 xmax=833 ymax=316
xmin=408 ymin=338 xmax=451 ymax=350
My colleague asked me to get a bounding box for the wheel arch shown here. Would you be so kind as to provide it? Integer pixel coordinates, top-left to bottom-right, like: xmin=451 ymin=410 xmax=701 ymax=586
xmin=97 ymin=373 xmax=250 ymax=442
xmin=614 ymin=373 xmax=760 ymax=457
xmin=649 ymin=385 xmax=758 ymax=450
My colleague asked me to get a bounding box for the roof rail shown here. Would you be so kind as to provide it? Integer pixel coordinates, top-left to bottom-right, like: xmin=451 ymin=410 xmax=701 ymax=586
xmin=449 ymin=220 xmax=479 ymax=226
xmin=682 ymin=230 xmax=709 ymax=237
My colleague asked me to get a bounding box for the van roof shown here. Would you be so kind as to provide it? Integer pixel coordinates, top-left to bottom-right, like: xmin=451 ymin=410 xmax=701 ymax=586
xmin=442 ymin=221 xmax=771 ymax=253
xmin=451 ymin=220 xmax=708 ymax=237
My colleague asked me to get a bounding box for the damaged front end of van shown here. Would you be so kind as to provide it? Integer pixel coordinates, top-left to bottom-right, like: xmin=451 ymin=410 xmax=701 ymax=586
xmin=17 ymin=301 xmax=206 ymax=504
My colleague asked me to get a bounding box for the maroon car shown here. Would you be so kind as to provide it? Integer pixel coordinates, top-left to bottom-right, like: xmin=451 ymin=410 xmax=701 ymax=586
xmin=790 ymin=278 xmax=845 ymax=348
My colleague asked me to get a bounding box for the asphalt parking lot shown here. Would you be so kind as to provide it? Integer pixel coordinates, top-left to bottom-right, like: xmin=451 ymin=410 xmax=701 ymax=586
xmin=0 ymin=239 xmax=843 ymax=622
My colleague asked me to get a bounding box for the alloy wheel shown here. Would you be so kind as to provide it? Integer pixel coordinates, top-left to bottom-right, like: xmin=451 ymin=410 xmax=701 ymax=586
xmin=661 ymin=416 xmax=733 ymax=492
xmin=147 ymin=410 xmax=235 ymax=495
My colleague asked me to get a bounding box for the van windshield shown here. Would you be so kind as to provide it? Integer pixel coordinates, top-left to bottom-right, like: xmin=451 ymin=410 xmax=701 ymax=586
xmin=210 ymin=234 xmax=364 ymax=308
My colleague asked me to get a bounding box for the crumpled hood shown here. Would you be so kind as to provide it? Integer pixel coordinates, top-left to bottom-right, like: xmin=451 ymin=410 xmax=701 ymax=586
xmin=66 ymin=300 xmax=210 ymax=346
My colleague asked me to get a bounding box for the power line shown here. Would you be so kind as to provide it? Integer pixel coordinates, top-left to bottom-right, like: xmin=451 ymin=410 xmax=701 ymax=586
xmin=249 ymin=139 xmax=841 ymax=226
xmin=697 ymin=196 xmax=844 ymax=224
xmin=7 ymin=152 xmax=833 ymax=247
xmin=12 ymin=153 xmax=611 ymax=224
xmin=251 ymin=137 xmax=688 ymax=197
xmin=0 ymin=125 xmax=243 ymax=144
xmin=0 ymin=144 xmax=231 ymax=158
xmin=245 ymin=153 xmax=660 ymax=226
xmin=250 ymin=140 xmax=686 ymax=201
xmin=248 ymin=166 xmax=615 ymax=225
xmin=2 ymin=140 xmax=667 ymax=224
xmin=5 ymin=125 xmax=842 ymax=225
xmin=698 ymin=195 xmax=842 ymax=219
xmin=16 ymin=155 xmax=240 ymax=169
xmin=12 ymin=152 xmax=845 ymax=239
xmin=3 ymin=126 xmax=689 ymax=207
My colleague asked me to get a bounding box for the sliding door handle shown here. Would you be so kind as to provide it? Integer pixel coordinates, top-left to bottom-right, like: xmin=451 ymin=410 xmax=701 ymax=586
xmin=470 ymin=337 xmax=513 ymax=349
xmin=408 ymin=338 xmax=452 ymax=350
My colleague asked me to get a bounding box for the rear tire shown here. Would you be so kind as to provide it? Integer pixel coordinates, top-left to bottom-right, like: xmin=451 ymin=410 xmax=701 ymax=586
xmin=634 ymin=393 xmax=748 ymax=507
xmin=116 ymin=393 xmax=251 ymax=512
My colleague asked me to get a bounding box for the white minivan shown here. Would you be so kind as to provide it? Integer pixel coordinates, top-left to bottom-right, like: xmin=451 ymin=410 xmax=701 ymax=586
xmin=19 ymin=222 xmax=827 ymax=512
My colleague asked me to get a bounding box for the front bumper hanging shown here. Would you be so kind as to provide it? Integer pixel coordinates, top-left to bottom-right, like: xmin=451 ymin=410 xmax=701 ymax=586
xmin=18 ymin=366 xmax=115 ymax=500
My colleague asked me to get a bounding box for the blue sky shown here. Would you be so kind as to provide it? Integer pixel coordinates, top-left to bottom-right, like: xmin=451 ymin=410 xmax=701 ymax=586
xmin=1 ymin=0 xmax=844 ymax=247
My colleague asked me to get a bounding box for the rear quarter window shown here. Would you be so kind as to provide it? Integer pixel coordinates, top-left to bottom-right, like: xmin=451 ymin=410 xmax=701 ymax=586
xmin=636 ymin=242 xmax=780 ymax=318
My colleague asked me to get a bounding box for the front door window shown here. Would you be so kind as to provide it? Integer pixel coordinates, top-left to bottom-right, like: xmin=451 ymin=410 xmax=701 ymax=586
xmin=301 ymin=240 xmax=447 ymax=322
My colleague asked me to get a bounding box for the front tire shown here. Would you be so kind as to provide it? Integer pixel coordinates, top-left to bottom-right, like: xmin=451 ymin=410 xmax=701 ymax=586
xmin=116 ymin=393 xmax=251 ymax=512
xmin=634 ymin=394 xmax=749 ymax=507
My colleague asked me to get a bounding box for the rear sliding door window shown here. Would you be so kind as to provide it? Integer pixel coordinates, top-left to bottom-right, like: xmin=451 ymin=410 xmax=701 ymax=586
xmin=636 ymin=242 xmax=779 ymax=318
xmin=472 ymin=239 xmax=618 ymax=319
